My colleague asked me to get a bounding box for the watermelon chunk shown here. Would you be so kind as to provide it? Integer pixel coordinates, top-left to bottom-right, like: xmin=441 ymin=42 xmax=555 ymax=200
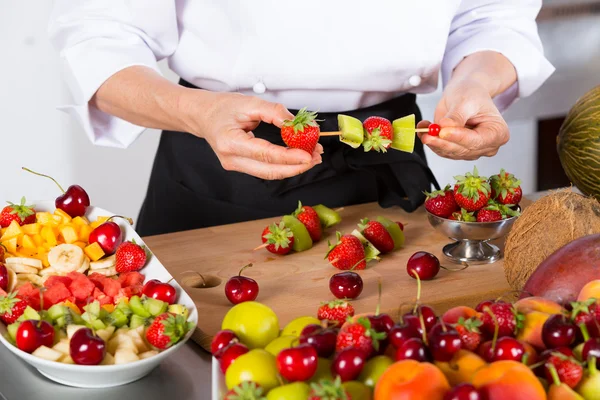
xmin=43 ymin=282 xmax=72 ymax=308
xmin=69 ymin=276 xmax=96 ymax=301
xmin=102 ymin=278 xmax=121 ymax=298
xmin=88 ymin=272 xmax=106 ymax=289
xmin=66 ymin=271 xmax=87 ymax=281
xmin=120 ymin=272 xmax=145 ymax=287
xmin=16 ymin=282 xmax=37 ymax=298
xmin=44 ymin=276 xmax=73 ymax=289
xmin=17 ymin=283 xmax=42 ymax=310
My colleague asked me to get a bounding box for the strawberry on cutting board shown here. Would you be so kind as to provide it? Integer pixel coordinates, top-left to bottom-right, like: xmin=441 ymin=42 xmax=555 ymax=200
xmin=261 ymin=222 xmax=294 ymax=255
xmin=453 ymin=167 xmax=492 ymax=212
xmin=115 ymin=240 xmax=148 ymax=273
xmin=0 ymin=293 xmax=27 ymax=324
xmin=358 ymin=218 xmax=394 ymax=253
xmin=336 ymin=316 xmax=386 ymax=354
xmin=490 ymin=169 xmax=523 ymax=206
xmin=362 ymin=116 xmax=393 ymax=153
xmin=326 ymin=232 xmax=371 ymax=270
xmin=0 ymin=197 xmax=36 ymax=228
xmin=317 ymin=299 xmax=355 ymax=327
xmin=424 ymin=185 xmax=459 ymax=218
xmin=281 ymin=107 xmax=321 ymax=154
xmin=293 ymin=201 xmax=322 ymax=242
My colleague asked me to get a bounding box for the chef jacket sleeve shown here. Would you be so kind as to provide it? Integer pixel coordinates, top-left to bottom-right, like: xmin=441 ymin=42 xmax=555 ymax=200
xmin=48 ymin=0 xmax=178 ymax=148
xmin=442 ymin=0 xmax=555 ymax=112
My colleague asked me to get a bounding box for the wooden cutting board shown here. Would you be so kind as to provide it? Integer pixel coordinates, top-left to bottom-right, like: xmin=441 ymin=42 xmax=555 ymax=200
xmin=143 ymin=201 xmax=525 ymax=351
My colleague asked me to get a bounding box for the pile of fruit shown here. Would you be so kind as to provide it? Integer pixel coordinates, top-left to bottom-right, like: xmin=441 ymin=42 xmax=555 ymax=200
xmin=0 ymin=168 xmax=194 ymax=366
xmin=211 ymin=274 xmax=600 ymax=400
xmin=424 ymin=167 xmax=522 ymax=222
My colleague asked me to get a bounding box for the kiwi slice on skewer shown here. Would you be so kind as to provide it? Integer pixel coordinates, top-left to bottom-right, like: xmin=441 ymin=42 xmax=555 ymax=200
xmin=338 ymin=114 xmax=365 ymax=149
xmin=375 ymin=216 xmax=405 ymax=250
xmin=312 ymin=204 xmax=342 ymax=229
xmin=351 ymin=229 xmax=381 ymax=261
xmin=391 ymin=114 xmax=416 ymax=153
xmin=282 ymin=215 xmax=313 ymax=252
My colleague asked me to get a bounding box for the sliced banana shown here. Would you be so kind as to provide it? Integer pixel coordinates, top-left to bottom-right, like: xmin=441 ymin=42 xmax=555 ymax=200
xmin=6 ymin=263 xmax=38 ymax=274
xmin=17 ymin=273 xmax=44 ymax=287
xmin=48 ymin=244 xmax=84 ymax=273
xmin=90 ymin=255 xmax=116 ymax=270
xmin=6 ymin=267 xmax=17 ymax=292
xmin=5 ymin=257 xmax=42 ymax=269
xmin=77 ymin=257 xmax=90 ymax=274
xmin=89 ymin=267 xmax=117 ymax=277
xmin=39 ymin=266 xmax=60 ymax=276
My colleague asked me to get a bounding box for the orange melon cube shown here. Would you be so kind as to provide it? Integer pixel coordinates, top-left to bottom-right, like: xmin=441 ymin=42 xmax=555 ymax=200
xmin=21 ymin=234 xmax=36 ymax=249
xmin=21 ymin=223 xmax=40 ymax=235
xmin=1 ymin=220 xmax=23 ymax=241
xmin=54 ymin=208 xmax=72 ymax=223
xmin=63 ymin=300 xmax=81 ymax=315
xmin=36 ymin=212 xmax=55 ymax=226
xmin=73 ymin=241 xmax=87 ymax=249
xmin=41 ymin=226 xmax=58 ymax=247
xmin=79 ymin=224 xmax=93 ymax=243
xmin=2 ymin=237 xmax=17 ymax=254
xmin=32 ymin=234 xmax=44 ymax=247
xmin=60 ymin=225 xmax=78 ymax=244
xmin=72 ymin=216 xmax=90 ymax=226
xmin=84 ymin=242 xmax=105 ymax=261
xmin=101 ymin=304 xmax=115 ymax=313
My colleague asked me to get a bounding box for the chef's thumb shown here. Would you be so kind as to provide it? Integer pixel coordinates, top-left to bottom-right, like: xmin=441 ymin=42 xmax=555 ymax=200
xmin=437 ymin=108 xmax=469 ymax=140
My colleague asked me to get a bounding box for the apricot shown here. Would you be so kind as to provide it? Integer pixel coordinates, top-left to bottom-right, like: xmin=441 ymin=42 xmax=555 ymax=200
xmin=441 ymin=306 xmax=480 ymax=325
xmin=577 ymin=280 xmax=600 ymax=303
xmin=374 ymin=360 xmax=450 ymax=400
xmin=516 ymin=311 xmax=550 ymax=350
xmin=514 ymin=297 xmax=564 ymax=315
xmin=471 ymin=360 xmax=546 ymax=400
xmin=549 ymin=384 xmax=584 ymax=400
xmin=521 ymin=342 xmax=539 ymax=366
xmin=434 ymin=349 xmax=487 ymax=386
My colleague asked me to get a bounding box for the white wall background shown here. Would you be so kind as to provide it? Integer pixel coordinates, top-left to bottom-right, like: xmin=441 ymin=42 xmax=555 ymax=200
xmin=2 ymin=1 xmax=600 ymax=223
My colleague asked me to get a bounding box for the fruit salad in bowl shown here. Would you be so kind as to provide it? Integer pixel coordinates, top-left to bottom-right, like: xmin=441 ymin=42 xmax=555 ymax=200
xmin=0 ymin=184 xmax=197 ymax=388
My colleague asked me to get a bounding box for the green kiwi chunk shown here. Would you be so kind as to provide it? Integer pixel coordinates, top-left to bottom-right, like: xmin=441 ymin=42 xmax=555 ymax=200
xmin=338 ymin=114 xmax=365 ymax=149
xmin=312 ymin=204 xmax=342 ymax=229
xmin=375 ymin=216 xmax=405 ymax=250
xmin=391 ymin=114 xmax=416 ymax=153
xmin=351 ymin=229 xmax=381 ymax=261
xmin=282 ymin=215 xmax=313 ymax=252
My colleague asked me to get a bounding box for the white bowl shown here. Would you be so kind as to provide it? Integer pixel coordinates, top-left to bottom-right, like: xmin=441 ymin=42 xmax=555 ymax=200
xmin=0 ymin=202 xmax=198 ymax=388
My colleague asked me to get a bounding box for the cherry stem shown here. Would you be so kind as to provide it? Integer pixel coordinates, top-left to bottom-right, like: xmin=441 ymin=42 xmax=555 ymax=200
xmin=349 ymin=258 xmax=366 ymax=271
xmin=253 ymin=243 xmax=269 ymax=251
xmin=22 ymin=167 xmax=65 ymax=193
xmin=484 ymin=306 xmax=500 ymax=355
xmin=580 ymin=323 xmax=591 ymax=342
xmin=107 ymin=215 xmax=134 ymax=225
xmin=521 ymin=353 xmax=529 ymax=366
xmin=179 ymin=270 xmax=206 ymax=287
xmin=440 ymin=262 xmax=470 ymax=272
xmin=238 ymin=263 xmax=253 ymax=277
xmin=375 ymin=278 xmax=382 ymax=316
xmin=440 ymin=318 xmax=447 ymax=333
xmin=547 ymin=363 xmax=561 ymax=386
xmin=411 ymin=270 xmax=422 ymax=315
xmin=166 ymin=277 xmax=175 ymax=285
xmin=38 ymin=287 xmax=46 ymax=328
xmin=396 ymin=301 xmax=416 ymax=323
xmin=333 ymin=207 xmax=344 ymax=213
xmin=418 ymin=310 xmax=428 ymax=345
xmin=589 ymin=357 xmax=598 ymax=376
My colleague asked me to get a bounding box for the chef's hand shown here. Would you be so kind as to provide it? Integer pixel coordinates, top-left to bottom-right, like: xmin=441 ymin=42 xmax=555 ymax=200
xmin=184 ymin=92 xmax=323 ymax=180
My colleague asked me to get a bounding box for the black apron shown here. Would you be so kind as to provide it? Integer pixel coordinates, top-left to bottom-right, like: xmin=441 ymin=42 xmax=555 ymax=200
xmin=136 ymin=80 xmax=439 ymax=237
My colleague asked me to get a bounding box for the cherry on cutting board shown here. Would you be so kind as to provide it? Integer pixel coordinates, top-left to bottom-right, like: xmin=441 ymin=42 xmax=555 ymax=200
xmin=70 ymin=327 xmax=106 ymax=365
xmin=276 ymin=343 xmax=318 ymax=382
xmin=0 ymin=263 xmax=8 ymax=291
xmin=88 ymin=216 xmax=132 ymax=255
xmin=219 ymin=342 xmax=249 ymax=374
xmin=224 ymin=264 xmax=259 ymax=305
xmin=443 ymin=383 xmax=481 ymax=400
xmin=299 ymin=324 xmax=337 ymax=358
xmin=407 ymin=251 xmax=440 ymax=280
xmin=211 ymin=330 xmax=238 ymax=358
xmin=22 ymin=167 xmax=90 ymax=217
xmin=331 ymin=347 xmax=366 ymax=382
xmin=395 ymin=338 xmax=429 ymax=362
xmin=16 ymin=320 xmax=54 ymax=353
xmin=542 ymin=314 xmax=576 ymax=349
xmin=143 ymin=279 xmax=177 ymax=305
xmin=329 ymin=271 xmax=363 ymax=300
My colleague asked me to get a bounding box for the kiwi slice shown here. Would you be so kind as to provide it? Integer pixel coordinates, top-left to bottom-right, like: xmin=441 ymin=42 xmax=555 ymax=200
xmin=129 ymin=314 xmax=148 ymax=329
xmin=47 ymin=304 xmax=68 ymax=321
xmin=338 ymin=114 xmax=365 ymax=149
xmin=375 ymin=216 xmax=405 ymax=250
xmin=144 ymin=298 xmax=168 ymax=317
xmin=391 ymin=114 xmax=416 ymax=153
xmin=282 ymin=215 xmax=313 ymax=252
xmin=129 ymin=295 xmax=151 ymax=318
xmin=351 ymin=229 xmax=381 ymax=261
xmin=21 ymin=306 xmax=41 ymax=321
xmin=106 ymin=309 xmax=129 ymax=328
xmin=7 ymin=322 xmax=19 ymax=342
xmin=168 ymin=304 xmax=189 ymax=320
xmin=312 ymin=204 xmax=342 ymax=229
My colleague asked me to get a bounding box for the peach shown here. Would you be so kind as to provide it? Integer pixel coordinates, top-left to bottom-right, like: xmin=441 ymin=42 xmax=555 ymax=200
xmin=374 ymin=360 xmax=450 ymax=400
xmin=549 ymin=384 xmax=584 ymax=400
xmin=441 ymin=306 xmax=480 ymax=325
xmin=472 ymin=360 xmax=546 ymax=400
xmin=514 ymin=297 xmax=564 ymax=315
xmin=434 ymin=349 xmax=487 ymax=386
xmin=521 ymin=342 xmax=539 ymax=366
xmin=577 ymin=280 xmax=600 ymax=303
xmin=516 ymin=311 xmax=551 ymax=350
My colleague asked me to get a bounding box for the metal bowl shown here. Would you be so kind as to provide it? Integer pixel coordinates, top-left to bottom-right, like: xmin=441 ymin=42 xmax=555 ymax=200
xmin=426 ymin=210 xmax=520 ymax=265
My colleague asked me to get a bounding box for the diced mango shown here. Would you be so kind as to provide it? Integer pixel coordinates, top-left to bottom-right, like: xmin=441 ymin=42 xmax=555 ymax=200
xmin=36 ymin=212 xmax=55 ymax=226
xmin=41 ymin=226 xmax=57 ymax=247
xmin=41 ymin=253 xmax=49 ymax=267
xmin=54 ymin=208 xmax=72 ymax=223
xmin=73 ymin=241 xmax=86 ymax=249
xmin=84 ymin=242 xmax=105 ymax=261
xmin=21 ymin=234 xmax=36 ymax=249
xmin=1 ymin=220 xmax=23 ymax=241
xmin=90 ymin=216 xmax=110 ymax=229
xmin=0 ymin=227 xmax=6 ymax=236
xmin=60 ymin=225 xmax=78 ymax=244
xmin=101 ymin=304 xmax=115 ymax=313
xmin=72 ymin=216 xmax=90 ymax=226
xmin=52 ymin=214 xmax=63 ymax=225
xmin=21 ymin=223 xmax=40 ymax=235
xmin=79 ymin=224 xmax=93 ymax=243
xmin=63 ymin=300 xmax=81 ymax=315
xmin=17 ymin=248 xmax=37 ymax=257
xmin=32 ymin=234 xmax=44 ymax=247
xmin=2 ymin=237 xmax=17 ymax=254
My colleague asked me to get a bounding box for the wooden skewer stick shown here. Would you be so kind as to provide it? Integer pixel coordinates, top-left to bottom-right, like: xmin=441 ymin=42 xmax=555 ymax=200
xmin=253 ymin=243 xmax=269 ymax=251
xmin=320 ymin=131 xmax=342 ymax=137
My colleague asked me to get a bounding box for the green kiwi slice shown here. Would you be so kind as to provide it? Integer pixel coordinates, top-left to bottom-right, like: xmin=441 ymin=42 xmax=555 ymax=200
xmin=312 ymin=204 xmax=342 ymax=229
xmin=391 ymin=114 xmax=416 ymax=153
xmin=282 ymin=215 xmax=313 ymax=252
xmin=338 ymin=114 xmax=365 ymax=149
xmin=351 ymin=229 xmax=381 ymax=261
xmin=375 ymin=216 xmax=405 ymax=250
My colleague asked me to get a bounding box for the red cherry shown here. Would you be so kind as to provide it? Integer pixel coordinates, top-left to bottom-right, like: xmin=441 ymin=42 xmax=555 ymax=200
xmin=443 ymin=383 xmax=481 ymax=400
xmin=482 ymin=337 xmax=525 ymax=362
xmin=407 ymin=252 xmax=440 ymax=280
xmin=404 ymin=305 xmax=438 ymax=333
xmin=388 ymin=322 xmax=420 ymax=349
xmin=0 ymin=263 xmax=8 ymax=291
xmin=15 ymin=320 xmax=54 ymax=353
xmin=219 ymin=343 xmax=249 ymax=374
xmin=142 ymin=279 xmax=177 ymax=305
xmin=402 ymin=314 xmax=425 ymax=337
xmin=475 ymin=300 xmax=496 ymax=313
xmin=582 ymin=338 xmax=600 ymax=367
xmin=395 ymin=338 xmax=429 ymax=362
xmin=368 ymin=313 xmax=395 ymax=355
xmin=331 ymin=348 xmax=366 ymax=382
xmin=396 ymin=221 xmax=404 ymax=231
xmin=70 ymin=328 xmax=106 ymax=365
xmin=211 ymin=330 xmax=238 ymax=358
xmin=224 ymin=264 xmax=259 ymax=305
xmin=276 ymin=343 xmax=318 ymax=382
xmin=428 ymin=328 xmax=462 ymax=362
xmin=542 ymin=314 xmax=576 ymax=349
xmin=89 ymin=221 xmax=123 ymax=255
xmin=299 ymin=324 xmax=337 ymax=358
xmin=428 ymin=123 xmax=441 ymax=136
xmin=329 ymin=271 xmax=363 ymax=300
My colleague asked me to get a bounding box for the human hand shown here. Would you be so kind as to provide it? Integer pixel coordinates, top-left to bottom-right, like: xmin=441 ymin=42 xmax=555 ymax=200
xmin=417 ymin=78 xmax=510 ymax=160
xmin=182 ymin=91 xmax=323 ymax=180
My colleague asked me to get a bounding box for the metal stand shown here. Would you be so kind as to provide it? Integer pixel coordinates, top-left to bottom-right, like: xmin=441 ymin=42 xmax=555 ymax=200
xmin=442 ymin=240 xmax=502 ymax=265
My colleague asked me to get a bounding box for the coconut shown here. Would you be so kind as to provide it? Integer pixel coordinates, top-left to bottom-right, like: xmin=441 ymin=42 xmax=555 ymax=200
xmin=504 ymin=188 xmax=600 ymax=290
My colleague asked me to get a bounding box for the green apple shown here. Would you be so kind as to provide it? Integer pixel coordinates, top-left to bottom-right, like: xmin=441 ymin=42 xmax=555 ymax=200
xmin=265 ymin=335 xmax=297 ymax=357
xmin=267 ymin=382 xmax=310 ymax=400
xmin=358 ymin=355 xmax=393 ymax=389
xmin=225 ymin=349 xmax=280 ymax=392
xmin=281 ymin=316 xmax=321 ymax=337
xmin=222 ymin=301 xmax=279 ymax=349
xmin=342 ymin=381 xmax=372 ymax=400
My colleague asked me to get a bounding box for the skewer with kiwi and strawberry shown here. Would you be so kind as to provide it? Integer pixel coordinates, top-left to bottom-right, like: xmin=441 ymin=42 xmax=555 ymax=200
xmin=280 ymin=108 xmax=440 ymax=154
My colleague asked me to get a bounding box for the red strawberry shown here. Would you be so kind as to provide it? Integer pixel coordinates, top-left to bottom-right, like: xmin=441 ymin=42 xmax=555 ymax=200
xmin=476 ymin=201 xmax=520 ymax=222
xmin=362 ymin=116 xmax=393 ymax=152
xmin=455 ymin=317 xmax=483 ymax=351
xmin=261 ymin=222 xmax=294 ymax=255
xmin=570 ymin=299 xmax=600 ymax=337
xmin=308 ymin=377 xmax=350 ymax=400
xmin=424 ymin=184 xmax=459 ymax=218
xmin=480 ymin=302 xmax=524 ymax=338
xmin=0 ymin=293 xmax=28 ymax=324
xmin=453 ymin=167 xmax=491 ymax=212
xmin=449 ymin=209 xmax=476 ymax=222
xmin=281 ymin=107 xmax=321 ymax=154
xmin=0 ymin=197 xmax=36 ymax=227
xmin=358 ymin=218 xmax=394 ymax=253
xmin=115 ymin=240 xmax=148 ymax=273
xmin=336 ymin=316 xmax=386 ymax=354
xmin=543 ymin=350 xmax=583 ymax=389
xmin=145 ymin=312 xmax=192 ymax=350
xmin=293 ymin=202 xmax=322 ymax=242
xmin=317 ymin=299 xmax=355 ymax=327
xmin=326 ymin=232 xmax=372 ymax=270
xmin=490 ymin=169 xmax=523 ymax=206
xmin=224 ymin=381 xmax=265 ymax=400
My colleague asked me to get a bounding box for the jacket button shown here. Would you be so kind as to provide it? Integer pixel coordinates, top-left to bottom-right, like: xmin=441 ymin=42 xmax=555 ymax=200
xmin=253 ymin=82 xmax=266 ymax=94
xmin=409 ymin=75 xmax=422 ymax=87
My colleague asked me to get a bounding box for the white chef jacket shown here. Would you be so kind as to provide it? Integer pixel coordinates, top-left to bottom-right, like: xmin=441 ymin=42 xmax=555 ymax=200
xmin=48 ymin=0 xmax=554 ymax=149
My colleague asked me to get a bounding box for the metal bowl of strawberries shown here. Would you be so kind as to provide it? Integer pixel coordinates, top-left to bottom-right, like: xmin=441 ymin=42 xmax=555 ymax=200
xmin=424 ymin=167 xmax=522 ymax=265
